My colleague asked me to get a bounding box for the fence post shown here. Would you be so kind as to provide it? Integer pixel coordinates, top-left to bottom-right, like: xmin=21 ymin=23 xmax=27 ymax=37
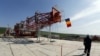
xmin=61 ymin=45 xmax=62 ymax=56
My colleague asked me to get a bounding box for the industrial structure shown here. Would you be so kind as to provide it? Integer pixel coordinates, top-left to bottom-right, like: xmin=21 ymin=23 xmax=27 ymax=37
xmin=13 ymin=7 xmax=61 ymax=37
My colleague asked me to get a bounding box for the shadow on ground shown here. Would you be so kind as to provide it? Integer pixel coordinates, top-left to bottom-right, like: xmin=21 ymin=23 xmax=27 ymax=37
xmin=1 ymin=37 xmax=34 ymax=44
xmin=73 ymin=53 xmax=85 ymax=56
xmin=78 ymin=48 xmax=84 ymax=50
xmin=13 ymin=40 xmax=34 ymax=44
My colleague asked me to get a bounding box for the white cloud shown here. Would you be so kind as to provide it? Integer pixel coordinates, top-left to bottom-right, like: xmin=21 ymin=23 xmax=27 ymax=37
xmin=93 ymin=0 xmax=100 ymax=6
xmin=83 ymin=19 xmax=100 ymax=27
xmin=71 ymin=0 xmax=100 ymax=21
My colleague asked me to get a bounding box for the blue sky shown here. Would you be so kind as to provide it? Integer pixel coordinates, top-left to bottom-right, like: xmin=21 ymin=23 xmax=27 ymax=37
xmin=0 ymin=0 xmax=100 ymax=35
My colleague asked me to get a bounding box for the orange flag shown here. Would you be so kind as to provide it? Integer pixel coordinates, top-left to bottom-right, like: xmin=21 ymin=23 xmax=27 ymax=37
xmin=65 ymin=18 xmax=71 ymax=27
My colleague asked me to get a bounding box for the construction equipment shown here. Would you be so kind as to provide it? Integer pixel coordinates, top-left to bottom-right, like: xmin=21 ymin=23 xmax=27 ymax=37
xmin=13 ymin=7 xmax=61 ymax=37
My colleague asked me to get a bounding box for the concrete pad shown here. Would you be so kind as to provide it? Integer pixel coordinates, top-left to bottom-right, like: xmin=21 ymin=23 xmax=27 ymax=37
xmin=0 ymin=37 xmax=100 ymax=56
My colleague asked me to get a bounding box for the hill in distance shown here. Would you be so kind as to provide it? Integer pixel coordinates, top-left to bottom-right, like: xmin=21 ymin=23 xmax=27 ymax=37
xmin=0 ymin=27 xmax=6 ymax=34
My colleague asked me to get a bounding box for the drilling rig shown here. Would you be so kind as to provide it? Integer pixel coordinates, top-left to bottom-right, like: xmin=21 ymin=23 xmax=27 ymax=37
xmin=13 ymin=7 xmax=61 ymax=37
